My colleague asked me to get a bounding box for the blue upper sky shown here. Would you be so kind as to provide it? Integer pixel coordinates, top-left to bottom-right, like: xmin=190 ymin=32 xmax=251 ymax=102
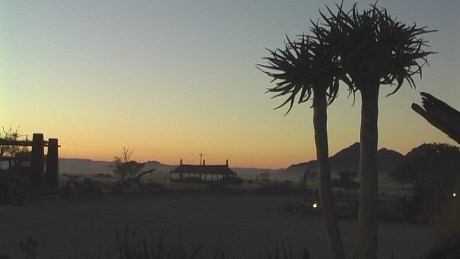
xmin=1 ymin=0 xmax=459 ymax=168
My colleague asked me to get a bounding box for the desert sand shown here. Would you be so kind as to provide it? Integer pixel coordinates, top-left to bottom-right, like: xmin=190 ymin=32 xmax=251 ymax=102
xmin=0 ymin=192 xmax=431 ymax=258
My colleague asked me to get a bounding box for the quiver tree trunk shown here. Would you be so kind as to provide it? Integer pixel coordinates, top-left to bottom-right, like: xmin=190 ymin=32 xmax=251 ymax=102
xmin=313 ymin=90 xmax=346 ymax=259
xmin=356 ymin=83 xmax=380 ymax=259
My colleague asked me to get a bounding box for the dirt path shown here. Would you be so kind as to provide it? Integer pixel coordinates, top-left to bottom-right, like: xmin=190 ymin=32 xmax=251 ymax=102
xmin=0 ymin=192 xmax=431 ymax=258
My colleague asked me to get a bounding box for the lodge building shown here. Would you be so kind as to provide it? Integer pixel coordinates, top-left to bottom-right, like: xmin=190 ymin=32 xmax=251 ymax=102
xmin=169 ymin=159 xmax=237 ymax=182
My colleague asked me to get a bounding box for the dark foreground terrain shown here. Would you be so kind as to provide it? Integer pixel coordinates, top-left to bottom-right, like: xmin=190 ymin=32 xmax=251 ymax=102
xmin=0 ymin=192 xmax=431 ymax=258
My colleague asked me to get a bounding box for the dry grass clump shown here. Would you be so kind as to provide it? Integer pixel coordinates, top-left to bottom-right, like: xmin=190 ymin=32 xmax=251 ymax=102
xmin=431 ymin=198 xmax=460 ymax=245
xmin=378 ymin=197 xmax=419 ymax=223
xmin=256 ymin=181 xmax=304 ymax=195
xmin=19 ymin=236 xmax=37 ymax=259
xmin=8 ymin=227 xmax=312 ymax=259
xmin=278 ymin=196 xmax=319 ymax=215
xmin=60 ymin=177 xmax=103 ymax=198
xmin=422 ymin=198 xmax=460 ymax=259
xmin=116 ymin=226 xmax=208 ymax=259
xmin=0 ymin=169 xmax=32 ymax=204
xmin=265 ymin=241 xmax=310 ymax=259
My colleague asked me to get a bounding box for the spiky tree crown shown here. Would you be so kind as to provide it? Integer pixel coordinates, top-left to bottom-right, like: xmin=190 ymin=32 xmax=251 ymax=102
xmin=257 ymin=35 xmax=341 ymax=114
xmin=315 ymin=3 xmax=436 ymax=94
xmin=258 ymin=3 xmax=435 ymax=113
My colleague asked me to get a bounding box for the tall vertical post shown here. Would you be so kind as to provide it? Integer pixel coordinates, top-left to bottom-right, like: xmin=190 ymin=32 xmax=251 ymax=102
xmin=30 ymin=133 xmax=45 ymax=189
xmin=45 ymin=138 xmax=59 ymax=190
xmin=199 ymin=151 xmax=204 ymax=166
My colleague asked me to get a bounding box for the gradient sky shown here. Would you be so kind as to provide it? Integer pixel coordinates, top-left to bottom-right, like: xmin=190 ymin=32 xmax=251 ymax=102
xmin=2 ymin=0 xmax=459 ymax=168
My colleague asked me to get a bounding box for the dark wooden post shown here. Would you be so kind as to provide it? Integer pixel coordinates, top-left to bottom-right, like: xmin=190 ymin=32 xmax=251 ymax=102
xmin=30 ymin=133 xmax=45 ymax=189
xmin=45 ymin=138 xmax=59 ymax=190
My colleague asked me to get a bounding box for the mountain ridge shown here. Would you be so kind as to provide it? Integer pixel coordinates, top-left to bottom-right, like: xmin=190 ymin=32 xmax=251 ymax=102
xmin=59 ymin=143 xmax=413 ymax=177
xmin=286 ymin=142 xmax=404 ymax=176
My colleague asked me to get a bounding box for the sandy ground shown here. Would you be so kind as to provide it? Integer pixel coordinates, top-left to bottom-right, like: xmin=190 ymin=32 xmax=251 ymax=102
xmin=0 ymin=192 xmax=432 ymax=259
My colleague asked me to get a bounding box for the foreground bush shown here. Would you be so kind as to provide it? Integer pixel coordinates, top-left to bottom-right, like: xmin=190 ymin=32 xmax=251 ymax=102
xmin=218 ymin=176 xmax=244 ymax=185
xmin=265 ymin=242 xmax=310 ymax=259
xmin=9 ymin=227 xmax=310 ymax=259
xmin=116 ymin=228 xmax=310 ymax=259
xmin=116 ymin=226 xmax=209 ymax=259
xmin=60 ymin=177 xmax=103 ymax=198
xmin=256 ymin=181 xmax=303 ymax=195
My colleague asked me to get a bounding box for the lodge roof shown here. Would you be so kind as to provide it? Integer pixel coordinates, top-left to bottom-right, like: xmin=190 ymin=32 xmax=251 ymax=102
xmin=170 ymin=164 xmax=236 ymax=176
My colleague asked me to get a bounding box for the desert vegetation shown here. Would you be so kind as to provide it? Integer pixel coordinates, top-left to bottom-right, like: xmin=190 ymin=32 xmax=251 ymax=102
xmin=390 ymin=143 xmax=460 ymax=244
xmin=1 ymin=126 xmax=458 ymax=258
xmin=0 ymin=127 xmax=32 ymax=204
xmin=0 ymin=167 xmax=456 ymax=258
xmin=2 ymin=0 xmax=459 ymax=257
xmin=8 ymin=225 xmax=312 ymax=259
xmin=0 ymin=191 xmax=433 ymax=259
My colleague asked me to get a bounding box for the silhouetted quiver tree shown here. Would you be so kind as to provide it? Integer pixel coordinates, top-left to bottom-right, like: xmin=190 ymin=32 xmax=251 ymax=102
xmin=258 ymin=35 xmax=346 ymax=259
xmin=312 ymin=3 xmax=435 ymax=259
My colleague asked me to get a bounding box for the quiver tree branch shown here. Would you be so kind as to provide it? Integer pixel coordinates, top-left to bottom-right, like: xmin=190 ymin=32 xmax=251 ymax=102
xmin=124 ymin=169 xmax=156 ymax=191
xmin=112 ymin=169 xmax=156 ymax=194
xmin=412 ymin=92 xmax=460 ymax=144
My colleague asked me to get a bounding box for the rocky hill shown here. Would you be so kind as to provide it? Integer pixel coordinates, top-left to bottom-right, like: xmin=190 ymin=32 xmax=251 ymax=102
xmin=286 ymin=142 xmax=404 ymax=177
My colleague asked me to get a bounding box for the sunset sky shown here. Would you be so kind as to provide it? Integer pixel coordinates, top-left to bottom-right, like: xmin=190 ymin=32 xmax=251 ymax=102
xmin=2 ymin=0 xmax=459 ymax=169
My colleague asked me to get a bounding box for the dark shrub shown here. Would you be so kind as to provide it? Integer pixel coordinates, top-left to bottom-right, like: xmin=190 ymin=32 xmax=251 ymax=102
xmin=143 ymin=182 xmax=166 ymax=193
xmin=0 ymin=170 xmax=31 ymax=204
xmin=219 ymin=176 xmax=244 ymax=185
xmin=246 ymin=179 xmax=255 ymax=185
xmin=265 ymin=241 xmax=310 ymax=259
xmin=93 ymin=173 xmax=112 ymax=178
xmin=257 ymin=181 xmax=301 ymax=195
xmin=116 ymin=226 xmax=223 ymax=259
xmin=279 ymin=196 xmax=319 ymax=215
xmin=60 ymin=177 xmax=102 ymax=198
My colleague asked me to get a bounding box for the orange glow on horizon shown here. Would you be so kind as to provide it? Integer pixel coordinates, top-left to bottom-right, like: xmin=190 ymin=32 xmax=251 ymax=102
xmin=59 ymin=146 xmax=314 ymax=169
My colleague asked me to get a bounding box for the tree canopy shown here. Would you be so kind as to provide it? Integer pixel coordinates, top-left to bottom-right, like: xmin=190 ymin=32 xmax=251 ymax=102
xmin=113 ymin=147 xmax=145 ymax=180
xmin=391 ymin=143 xmax=460 ymax=187
xmin=390 ymin=143 xmax=460 ymax=216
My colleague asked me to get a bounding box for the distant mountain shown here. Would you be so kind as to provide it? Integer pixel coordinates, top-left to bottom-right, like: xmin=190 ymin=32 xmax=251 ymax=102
xmin=58 ymin=158 xmax=283 ymax=179
xmin=59 ymin=158 xmax=174 ymax=175
xmin=231 ymin=167 xmax=285 ymax=180
xmin=59 ymin=159 xmax=112 ymax=175
xmin=403 ymin=143 xmax=432 ymax=159
xmin=286 ymin=143 xmax=404 ymax=177
xmin=59 ymin=143 xmax=405 ymax=179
